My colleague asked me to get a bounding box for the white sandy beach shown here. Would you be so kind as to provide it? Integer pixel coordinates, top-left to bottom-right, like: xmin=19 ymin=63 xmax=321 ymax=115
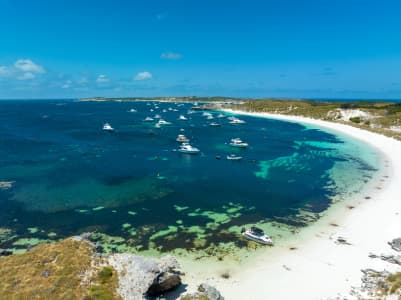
xmin=182 ymin=110 xmax=401 ymax=300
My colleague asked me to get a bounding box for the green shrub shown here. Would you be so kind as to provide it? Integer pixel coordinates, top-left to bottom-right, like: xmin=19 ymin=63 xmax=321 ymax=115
xmin=349 ymin=117 xmax=362 ymax=123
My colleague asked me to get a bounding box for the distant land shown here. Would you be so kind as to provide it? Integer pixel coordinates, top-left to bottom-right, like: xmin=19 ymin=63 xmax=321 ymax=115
xmin=80 ymin=97 xmax=401 ymax=141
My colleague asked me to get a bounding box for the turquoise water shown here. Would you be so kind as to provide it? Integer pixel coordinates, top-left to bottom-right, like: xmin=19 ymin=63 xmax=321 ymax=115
xmin=0 ymin=100 xmax=380 ymax=253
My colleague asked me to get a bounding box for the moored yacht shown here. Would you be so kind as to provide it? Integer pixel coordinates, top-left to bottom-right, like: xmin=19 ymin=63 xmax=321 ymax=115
xmin=229 ymin=138 xmax=248 ymax=148
xmin=157 ymin=119 xmax=172 ymax=125
xmin=226 ymin=154 xmax=242 ymax=161
xmin=209 ymin=122 xmax=221 ymax=127
xmin=128 ymin=108 xmax=137 ymax=112
xmin=178 ymin=143 xmax=200 ymax=154
xmin=178 ymin=115 xmax=188 ymax=121
xmin=103 ymin=123 xmax=114 ymax=131
xmin=176 ymin=134 xmax=190 ymax=143
xmin=229 ymin=117 xmax=246 ymax=125
xmin=241 ymin=226 xmax=273 ymax=245
xmin=144 ymin=116 xmax=154 ymax=122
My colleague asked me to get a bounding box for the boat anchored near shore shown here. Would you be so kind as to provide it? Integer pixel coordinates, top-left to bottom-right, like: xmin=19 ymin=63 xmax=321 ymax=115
xmin=102 ymin=123 xmax=114 ymax=131
xmin=176 ymin=134 xmax=190 ymax=143
xmin=241 ymin=226 xmax=273 ymax=245
xmin=178 ymin=143 xmax=200 ymax=154
xmin=229 ymin=138 xmax=248 ymax=148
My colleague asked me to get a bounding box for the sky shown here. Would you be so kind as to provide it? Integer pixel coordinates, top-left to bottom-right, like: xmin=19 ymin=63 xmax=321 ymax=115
xmin=0 ymin=0 xmax=401 ymax=99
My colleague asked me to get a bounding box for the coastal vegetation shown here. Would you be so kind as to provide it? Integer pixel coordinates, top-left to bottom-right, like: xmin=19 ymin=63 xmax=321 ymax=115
xmin=80 ymin=97 xmax=401 ymax=140
xmin=0 ymin=238 xmax=120 ymax=300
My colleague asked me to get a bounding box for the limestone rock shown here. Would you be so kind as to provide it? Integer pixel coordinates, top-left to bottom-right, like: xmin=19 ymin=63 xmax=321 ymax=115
xmin=108 ymin=254 xmax=182 ymax=299
xmin=180 ymin=283 xmax=224 ymax=300
xmin=389 ymin=238 xmax=401 ymax=252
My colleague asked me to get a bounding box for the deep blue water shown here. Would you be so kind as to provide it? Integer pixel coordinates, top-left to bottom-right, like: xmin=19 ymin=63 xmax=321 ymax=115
xmin=0 ymin=100 xmax=378 ymax=253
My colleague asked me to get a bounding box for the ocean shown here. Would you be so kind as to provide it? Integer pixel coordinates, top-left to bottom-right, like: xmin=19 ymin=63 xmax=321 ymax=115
xmin=0 ymin=99 xmax=380 ymax=255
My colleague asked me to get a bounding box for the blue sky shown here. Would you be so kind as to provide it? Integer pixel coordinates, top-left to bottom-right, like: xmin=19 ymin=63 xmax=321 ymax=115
xmin=0 ymin=0 xmax=400 ymax=99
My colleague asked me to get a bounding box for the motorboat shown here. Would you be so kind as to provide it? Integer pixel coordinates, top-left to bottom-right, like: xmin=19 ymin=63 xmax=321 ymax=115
xmin=178 ymin=115 xmax=188 ymax=121
xmin=157 ymin=119 xmax=171 ymax=125
xmin=217 ymin=113 xmax=225 ymax=118
xmin=202 ymin=112 xmax=212 ymax=117
xmin=226 ymin=154 xmax=242 ymax=161
xmin=209 ymin=122 xmax=221 ymax=127
xmin=154 ymin=114 xmax=161 ymax=119
xmin=176 ymin=134 xmax=190 ymax=143
xmin=229 ymin=138 xmax=248 ymax=148
xmin=103 ymin=123 xmax=114 ymax=131
xmin=229 ymin=117 xmax=246 ymax=125
xmin=241 ymin=226 xmax=273 ymax=245
xmin=144 ymin=117 xmax=154 ymax=122
xmin=128 ymin=108 xmax=137 ymax=112
xmin=178 ymin=143 xmax=200 ymax=154
xmin=206 ymin=115 xmax=214 ymax=120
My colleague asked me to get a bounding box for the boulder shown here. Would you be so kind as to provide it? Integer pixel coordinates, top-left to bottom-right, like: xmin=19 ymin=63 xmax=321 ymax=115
xmin=389 ymin=238 xmax=401 ymax=252
xmin=0 ymin=249 xmax=12 ymax=257
xmin=108 ymin=254 xmax=182 ymax=299
xmin=180 ymin=283 xmax=224 ymax=300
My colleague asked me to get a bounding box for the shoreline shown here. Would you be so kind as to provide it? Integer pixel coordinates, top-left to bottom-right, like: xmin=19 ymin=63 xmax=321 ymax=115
xmin=181 ymin=110 xmax=401 ymax=299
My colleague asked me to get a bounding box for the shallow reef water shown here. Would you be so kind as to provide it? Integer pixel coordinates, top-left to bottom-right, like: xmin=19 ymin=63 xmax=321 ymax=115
xmin=0 ymin=100 xmax=380 ymax=256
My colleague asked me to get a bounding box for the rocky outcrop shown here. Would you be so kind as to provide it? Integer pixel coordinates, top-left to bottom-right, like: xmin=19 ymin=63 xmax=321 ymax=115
xmin=389 ymin=238 xmax=401 ymax=252
xmin=108 ymin=254 xmax=182 ymax=299
xmin=180 ymin=283 xmax=224 ymax=300
xmin=0 ymin=249 xmax=12 ymax=257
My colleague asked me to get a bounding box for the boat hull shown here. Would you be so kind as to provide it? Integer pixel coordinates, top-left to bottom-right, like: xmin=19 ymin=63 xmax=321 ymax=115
xmin=242 ymin=232 xmax=273 ymax=245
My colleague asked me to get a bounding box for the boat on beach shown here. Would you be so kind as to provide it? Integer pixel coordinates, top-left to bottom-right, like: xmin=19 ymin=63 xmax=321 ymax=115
xmin=241 ymin=226 xmax=273 ymax=245
xmin=178 ymin=143 xmax=200 ymax=154
xmin=229 ymin=138 xmax=248 ymax=148
xmin=102 ymin=123 xmax=114 ymax=131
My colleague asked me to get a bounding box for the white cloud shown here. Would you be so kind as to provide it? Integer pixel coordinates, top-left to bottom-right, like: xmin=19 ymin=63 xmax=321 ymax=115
xmin=161 ymin=52 xmax=182 ymax=60
xmin=17 ymin=72 xmax=35 ymax=80
xmin=96 ymin=74 xmax=110 ymax=83
xmin=62 ymin=80 xmax=72 ymax=89
xmin=0 ymin=66 xmax=8 ymax=75
xmin=77 ymin=77 xmax=88 ymax=85
xmin=134 ymin=71 xmax=152 ymax=81
xmin=14 ymin=59 xmax=45 ymax=73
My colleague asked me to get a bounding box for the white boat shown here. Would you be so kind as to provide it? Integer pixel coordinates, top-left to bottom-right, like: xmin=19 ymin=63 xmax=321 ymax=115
xmin=178 ymin=115 xmax=188 ymax=121
xmin=128 ymin=108 xmax=137 ymax=112
xmin=178 ymin=143 xmax=200 ymax=154
xmin=144 ymin=117 xmax=154 ymax=122
xmin=176 ymin=134 xmax=190 ymax=143
xmin=157 ymin=119 xmax=171 ymax=125
xmin=206 ymin=115 xmax=214 ymax=120
xmin=241 ymin=226 xmax=273 ymax=245
xmin=103 ymin=123 xmax=114 ymax=131
xmin=202 ymin=112 xmax=212 ymax=117
xmin=217 ymin=113 xmax=225 ymax=118
xmin=154 ymin=114 xmax=161 ymax=119
xmin=229 ymin=138 xmax=248 ymax=148
xmin=227 ymin=154 xmax=242 ymax=161
xmin=229 ymin=118 xmax=246 ymax=125
xmin=209 ymin=122 xmax=221 ymax=127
